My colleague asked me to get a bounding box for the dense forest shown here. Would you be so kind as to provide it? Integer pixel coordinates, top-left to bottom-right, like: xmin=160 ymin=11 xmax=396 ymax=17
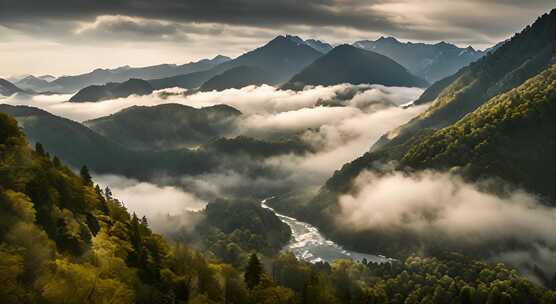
xmin=1 ymin=109 xmax=555 ymax=303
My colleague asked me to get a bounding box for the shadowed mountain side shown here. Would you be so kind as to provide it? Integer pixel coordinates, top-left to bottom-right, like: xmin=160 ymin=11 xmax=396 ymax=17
xmin=282 ymin=45 xmax=428 ymax=90
xmin=70 ymin=79 xmax=153 ymax=102
xmin=84 ymin=103 xmax=241 ymax=151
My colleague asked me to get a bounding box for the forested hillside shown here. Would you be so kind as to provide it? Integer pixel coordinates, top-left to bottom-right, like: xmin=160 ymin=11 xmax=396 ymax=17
xmin=1 ymin=111 xmax=554 ymax=303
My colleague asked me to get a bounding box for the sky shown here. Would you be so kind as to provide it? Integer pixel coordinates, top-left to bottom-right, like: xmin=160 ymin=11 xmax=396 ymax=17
xmin=0 ymin=0 xmax=554 ymax=77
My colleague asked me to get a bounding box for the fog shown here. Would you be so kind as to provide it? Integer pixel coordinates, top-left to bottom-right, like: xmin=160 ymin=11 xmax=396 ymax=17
xmin=2 ymin=83 xmax=425 ymax=194
xmin=338 ymin=170 xmax=556 ymax=281
xmin=0 ymin=84 xmax=421 ymax=122
xmin=94 ymin=174 xmax=207 ymax=216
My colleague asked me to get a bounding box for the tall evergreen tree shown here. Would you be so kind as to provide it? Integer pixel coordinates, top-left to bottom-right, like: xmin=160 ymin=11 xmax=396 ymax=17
xmin=244 ymin=253 xmax=263 ymax=289
xmin=80 ymin=165 xmax=93 ymax=186
xmin=35 ymin=142 xmax=45 ymax=155
xmin=53 ymin=156 xmax=61 ymax=167
xmin=104 ymin=186 xmax=113 ymax=199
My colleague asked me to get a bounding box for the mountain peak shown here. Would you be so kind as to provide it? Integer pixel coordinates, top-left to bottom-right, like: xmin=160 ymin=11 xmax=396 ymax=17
xmin=285 ymin=35 xmax=305 ymax=45
xmin=376 ymin=36 xmax=400 ymax=44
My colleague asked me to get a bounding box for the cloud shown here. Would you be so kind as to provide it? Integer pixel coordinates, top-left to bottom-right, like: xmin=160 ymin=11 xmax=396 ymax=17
xmin=337 ymin=170 xmax=556 ymax=280
xmin=2 ymin=84 xmax=425 ymax=196
xmin=1 ymin=1 xmax=554 ymax=77
xmin=0 ymin=83 xmax=421 ymax=121
xmin=94 ymin=174 xmax=207 ymax=218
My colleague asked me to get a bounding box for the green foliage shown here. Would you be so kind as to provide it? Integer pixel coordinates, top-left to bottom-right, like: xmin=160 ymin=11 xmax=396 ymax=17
xmin=168 ymin=199 xmax=291 ymax=267
xmin=0 ymin=108 xmax=554 ymax=304
xmin=403 ymin=64 xmax=556 ymax=199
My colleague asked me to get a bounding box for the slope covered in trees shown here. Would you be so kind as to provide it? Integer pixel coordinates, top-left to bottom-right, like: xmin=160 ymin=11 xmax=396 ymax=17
xmin=312 ymin=9 xmax=556 ymax=204
xmin=372 ymin=9 xmax=556 ymax=154
xmin=1 ymin=93 xmax=555 ymax=303
xmin=0 ymin=104 xmax=310 ymax=183
xmin=85 ymin=103 xmax=241 ymax=150
xmin=0 ymin=112 xmax=248 ymax=303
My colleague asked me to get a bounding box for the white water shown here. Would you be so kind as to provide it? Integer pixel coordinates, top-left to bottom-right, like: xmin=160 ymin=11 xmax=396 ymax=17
xmin=261 ymin=198 xmax=392 ymax=264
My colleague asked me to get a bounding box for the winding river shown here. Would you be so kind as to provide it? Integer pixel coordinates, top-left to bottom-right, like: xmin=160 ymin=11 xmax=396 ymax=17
xmin=261 ymin=198 xmax=391 ymax=264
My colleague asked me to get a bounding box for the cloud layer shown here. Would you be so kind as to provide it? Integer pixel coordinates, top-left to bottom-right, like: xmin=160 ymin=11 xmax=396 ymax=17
xmin=1 ymin=1 xmax=554 ymax=76
xmin=337 ymin=170 xmax=556 ymax=281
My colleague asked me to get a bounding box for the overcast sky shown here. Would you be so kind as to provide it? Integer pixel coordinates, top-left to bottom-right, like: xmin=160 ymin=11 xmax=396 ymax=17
xmin=0 ymin=0 xmax=554 ymax=77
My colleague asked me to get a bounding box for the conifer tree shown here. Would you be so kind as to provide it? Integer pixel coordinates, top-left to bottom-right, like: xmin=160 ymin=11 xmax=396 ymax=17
xmin=35 ymin=142 xmax=45 ymax=155
xmin=244 ymin=253 xmax=263 ymax=289
xmin=80 ymin=165 xmax=93 ymax=186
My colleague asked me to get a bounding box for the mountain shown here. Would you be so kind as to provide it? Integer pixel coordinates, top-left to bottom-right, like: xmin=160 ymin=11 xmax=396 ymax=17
xmin=48 ymin=55 xmax=230 ymax=93
xmin=274 ymin=10 xmax=556 ymax=258
xmin=373 ymin=9 xmax=556 ymax=154
xmin=0 ymin=78 xmax=24 ymax=96
xmin=151 ymin=35 xmax=323 ymax=91
xmin=304 ymin=39 xmax=334 ymax=53
xmin=69 ymin=78 xmax=153 ymax=102
xmin=1 ymin=109 xmax=550 ymax=304
xmin=284 ymin=35 xmax=333 ymax=53
xmin=0 ymin=104 xmax=310 ymax=184
xmin=200 ymin=66 xmax=268 ymax=91
xmin=282 ymin=44 xmax=428 ymax=90
xmin=84 ymin=103 xmax=242 ymax=150
xmin=353 ymin=36 xmax=485 ymax=83
xmin=13 ymin=75 xmax=56 ymax=92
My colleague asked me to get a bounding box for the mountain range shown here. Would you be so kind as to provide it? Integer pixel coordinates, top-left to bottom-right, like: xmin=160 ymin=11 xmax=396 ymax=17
xmin=71 ymin=35 xmax=325 ymax=101
xmin=353 ymin=36 xmax=485 ymax=83
xmin=0 ymin=104 xmax=310 ymax=190
xmin=0 ymin=78 xmax=23 ymax=96
xmin=18 ymin=55 xmax=231 ymax=93
xmin=271 ymin=9 xmax=556 ymax=258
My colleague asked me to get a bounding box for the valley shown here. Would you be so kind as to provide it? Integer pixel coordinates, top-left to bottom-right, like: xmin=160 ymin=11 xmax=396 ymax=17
xmin=1 ymin=4 xmax=556 ymax=303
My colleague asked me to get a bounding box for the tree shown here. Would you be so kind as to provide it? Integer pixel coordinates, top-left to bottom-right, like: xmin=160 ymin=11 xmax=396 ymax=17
xmin=104 ymin=186 xmax=112 ymax=199
xmin=245 ymin=253 xmax=263 ymax=289
xmin=35 ymin=142 xmax=45 ymax=155
xmin=53 ymin=156 xmax=61 ymax=167
xmin=80 ymin=165 xmax=93 ymax=186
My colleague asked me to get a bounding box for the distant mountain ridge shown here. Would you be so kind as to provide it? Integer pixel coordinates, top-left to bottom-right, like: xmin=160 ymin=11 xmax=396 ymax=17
xmin=283 ymin=44 xmax=428 ymax=90
xmin=0 ymin=78 xmax=24 ymax=96
xmin=69 ymin=78 xmax=154 ymax=102
xmin=84 ymin=103 xmax=242 ymax=150
xmin=86 ymin=35 xmax=324 ymax=97
xmin=353 ymin=36 xmax=485 ymax=82
xmin=284 ymin=35 xmax=333 ymax=53
xmin=199 ymin=66 xmax=269 ymax=91
xmin=44 ymin=55 xmax=230 ymax=93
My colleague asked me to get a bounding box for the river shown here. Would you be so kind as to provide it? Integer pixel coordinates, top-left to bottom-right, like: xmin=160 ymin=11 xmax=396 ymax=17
xmin=261 ymin=198 xmax=392 ymax=264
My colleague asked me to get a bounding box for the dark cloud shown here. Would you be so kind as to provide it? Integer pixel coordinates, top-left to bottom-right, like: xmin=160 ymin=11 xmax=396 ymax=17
xmin=2 ymin=0 xmax=551 ymax=43
xmin=0 ymin=0 xmax=395 ymax=31
xmin=0 ymin=0 xmax=553 ymax=76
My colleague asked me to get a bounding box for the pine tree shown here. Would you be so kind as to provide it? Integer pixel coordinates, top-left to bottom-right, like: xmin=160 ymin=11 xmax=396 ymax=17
xmin=141 ymin=216 xmax=149 ymax=228
xmin=244 ymin=253 xmax=263 ymax=289
xmin=53 ymin=156 xmax=61 ymax=167
xmin=80 ymin=165 xmax=93 ymax=186
xmin=104 ymin=186 xmax=113 ymax=199
xmin=35 ymin=142 xmax=45 ymax=155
